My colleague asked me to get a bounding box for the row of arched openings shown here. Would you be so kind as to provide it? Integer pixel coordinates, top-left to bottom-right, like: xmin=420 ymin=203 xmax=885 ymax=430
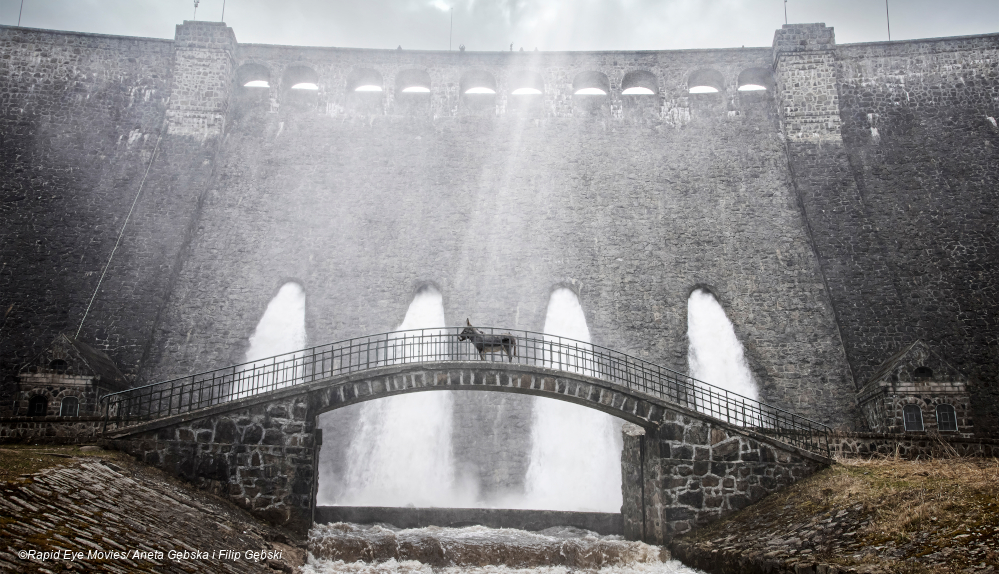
xmin=235 ymin=64 xmax=773 ymax=97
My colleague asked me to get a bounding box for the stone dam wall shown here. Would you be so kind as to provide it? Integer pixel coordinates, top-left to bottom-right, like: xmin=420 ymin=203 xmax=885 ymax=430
xmin=0 ymin=20 xmax=996 ymax=456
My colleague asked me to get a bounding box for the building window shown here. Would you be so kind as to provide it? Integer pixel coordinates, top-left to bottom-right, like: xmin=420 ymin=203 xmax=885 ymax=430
xmin=936 ymin=403 xmax=958 ymax=432
xmin=60 ymin=396 xmax=80 ymax=417
xmin=913 ymin=366 xmax=933 ymax=380
xmin=28 ymin=396 xmax=48 ymax=417
xmin=902 ymin=404 xmax=924 ymax=431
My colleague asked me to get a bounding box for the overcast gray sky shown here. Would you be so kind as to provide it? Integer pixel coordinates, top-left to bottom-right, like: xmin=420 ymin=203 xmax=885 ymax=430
xmin=1 ymin=0 xmax=996 ymax=51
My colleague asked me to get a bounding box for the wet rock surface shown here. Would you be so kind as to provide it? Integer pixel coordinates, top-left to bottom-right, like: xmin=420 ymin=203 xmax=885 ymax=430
xmin=670 ymin=458 xmax=999 ymax=574
xmin=0 ymin=447 xmax=305 ymax=573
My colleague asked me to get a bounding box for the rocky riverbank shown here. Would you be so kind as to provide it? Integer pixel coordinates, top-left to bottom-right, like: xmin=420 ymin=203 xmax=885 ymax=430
xmin=0 ymin=444 xmax=306 ymax=573
xmin=670 ymin=457 xmax=999 ymax=574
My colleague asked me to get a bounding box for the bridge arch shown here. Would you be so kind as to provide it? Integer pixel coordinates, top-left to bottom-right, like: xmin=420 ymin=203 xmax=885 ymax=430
xmin=310 ymin=361 xmax=666 ymax=426
xmin=102 ymin=328 xmax=831 ymax=539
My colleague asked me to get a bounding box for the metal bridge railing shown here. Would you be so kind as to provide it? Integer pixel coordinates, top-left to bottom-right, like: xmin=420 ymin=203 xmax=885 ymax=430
xmin=100 ymin=327 xmax=831 ymax=456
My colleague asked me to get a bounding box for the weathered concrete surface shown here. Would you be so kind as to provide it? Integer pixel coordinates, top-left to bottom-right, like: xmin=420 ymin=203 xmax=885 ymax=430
xmin=316 ymin=506 xmax=623 ymax=536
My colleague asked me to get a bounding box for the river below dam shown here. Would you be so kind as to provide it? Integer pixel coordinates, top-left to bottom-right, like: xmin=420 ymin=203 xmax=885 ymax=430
xmin=302 ymin=522 xmax=705 ymax=573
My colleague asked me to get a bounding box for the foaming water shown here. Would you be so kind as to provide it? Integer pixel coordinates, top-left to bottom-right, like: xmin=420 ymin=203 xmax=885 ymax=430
xmin=687 ymin=289 xmax=758 ymax=404
xmin=334 ymin=287 xmax=473 ymax=507
xmin=519 ymin=288 xmax=623 ymax=513
xmin=303 ymin=523 xmax=705 ymax=573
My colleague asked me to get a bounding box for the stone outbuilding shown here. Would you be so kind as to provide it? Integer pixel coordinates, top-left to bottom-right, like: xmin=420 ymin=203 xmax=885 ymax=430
xmin=13 ymin=334 xmax=129 ymax=418
xmin=857 ymin=340 xmax=973 ymax=437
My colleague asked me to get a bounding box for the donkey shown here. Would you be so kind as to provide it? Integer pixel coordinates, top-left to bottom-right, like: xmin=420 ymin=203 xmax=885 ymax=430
xmin=458 ymin=319 xmax=518 ymax=362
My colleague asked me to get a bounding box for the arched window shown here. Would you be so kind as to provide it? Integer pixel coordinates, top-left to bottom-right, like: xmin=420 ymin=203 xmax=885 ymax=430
xmin=346 ymin=68 xmax=384 ymax=114
xmin=459 ymin=70 xmax=497 ymax=114
xmin=28 ymin=396 xmax=48 ymax=417
xmin=687 ymin=68 xmax=724 ymax=94
xmin=49 ymin=359 xmax=68 ymax=373
xmin=236 ymin=63 xmax=271 ymax=89
xmin=621 ymin=70 xmax=658 ymax=95
xmin=395 ymin=69 xmax=431 ymax=94
xmin=902 ymin=404 xmax=924 ymax=432
xmin=936 ymin=404 xmax=958 ymax=432
xmin=283 ymin=65 xmax=319 ymax=91
xmin=508 ymin=70 xmax=544 ymax=96
xmin=394 ymin=69 xmax=431 ymax=115
xmin=572 ymin=71 xmax=609 ymax=96
xmin=913 ymin=366 xmax=933 ymax=380
xmin=572 ymin=71 xmax=610 ymax=115
xmin=460 ymin=70 xmax=497 ymax=95
xmin=737 ymin=67 xmax=772 ymax=92
xmin=60 ymin=396 xmax=79 ymax=417
xmin=347 ymin=68 xmax=383 ymax=93
xmin=507 ymin=70 xmax=544 ymax=114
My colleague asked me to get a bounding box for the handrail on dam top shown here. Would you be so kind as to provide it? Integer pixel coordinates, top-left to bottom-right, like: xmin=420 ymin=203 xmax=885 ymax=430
xmin=100 ymin=328 xmax=831 ymax=457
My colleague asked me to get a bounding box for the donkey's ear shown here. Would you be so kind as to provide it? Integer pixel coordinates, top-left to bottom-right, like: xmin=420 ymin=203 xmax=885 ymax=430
xmin=466 ymin=318 xmax=471 ymax=326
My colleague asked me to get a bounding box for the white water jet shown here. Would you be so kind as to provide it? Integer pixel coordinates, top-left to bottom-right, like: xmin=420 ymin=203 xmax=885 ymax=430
xmin=520 ymin=288 xmax=623 ymax=513
xmin=337 ymin=286 xmax=472 ymax=507
xmin=239 ymin=282 xmax=307 ymax=397
xmin=686 ymin=289 xmax=759 ymax=417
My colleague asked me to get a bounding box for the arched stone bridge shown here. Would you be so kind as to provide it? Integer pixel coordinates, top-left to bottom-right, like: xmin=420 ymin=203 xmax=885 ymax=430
xmin=101 ymin=329 xmax=831 ymax=541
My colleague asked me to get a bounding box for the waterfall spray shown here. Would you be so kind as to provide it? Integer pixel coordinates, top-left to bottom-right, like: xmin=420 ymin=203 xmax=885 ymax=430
xmin=336 ymin=286 xmax=471 ymax=507
xmin=521 ymin=288 xmax=623 ymax=512
xmin=687 ymin=289 xmax=759 ymax=406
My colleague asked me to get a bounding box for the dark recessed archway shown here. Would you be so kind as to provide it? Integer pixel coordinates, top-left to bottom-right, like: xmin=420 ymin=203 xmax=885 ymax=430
xmin=234 ymin=63 xmax=272 ymax=110
xmin=737 ymin=67 xmax=772 ymax=92
xmin=346 ymin=68 xmax=385 ymax=114
xmin=687 ymin=68 xmax=725 ymax=94
xmin=621 ymin=70 xmax=658 ymax=95
xmin=282 ymin=65 xmax=320 ymax=110
xmin=394 ymin=69 xmax=431 ymax=115
xmin=347 ymin=68 xmax=384 ymax=93
xmin=572 ymin=71 xmax=610 ymax=115
xmin=621 ymin=70 xmax=659 ymax=116
xmin=507 ymin=70 xmax=544 ymax=114
xmin=236 ymin=63 xmax=271 ymax=89
xmin=460 ymin=70 xmax=497 ymax=115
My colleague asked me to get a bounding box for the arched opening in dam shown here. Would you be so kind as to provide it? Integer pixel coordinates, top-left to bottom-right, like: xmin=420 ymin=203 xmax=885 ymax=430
xmin=313 ymin=286 xmax=626 ymax=515
xmin=687 ymin=287 xmax=759 ymax=416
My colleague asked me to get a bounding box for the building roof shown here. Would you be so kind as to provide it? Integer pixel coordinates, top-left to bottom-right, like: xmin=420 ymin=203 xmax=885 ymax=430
xmin=20 ymin=334 xmax=129 ymax=390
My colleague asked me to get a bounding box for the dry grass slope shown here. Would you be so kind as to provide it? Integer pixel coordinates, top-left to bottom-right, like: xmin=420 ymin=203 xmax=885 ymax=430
xmin=674 ymin=456 xmax=999 ymax=573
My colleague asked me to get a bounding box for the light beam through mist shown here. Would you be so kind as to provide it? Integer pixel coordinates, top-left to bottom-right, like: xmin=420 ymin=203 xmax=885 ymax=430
xmin=521 ymin=288 xmax=623 ymax=513
xmin=687 ymin=289 xmax=759 ymax=415
xmin=335 ymin=287 xmax=472 ymax=508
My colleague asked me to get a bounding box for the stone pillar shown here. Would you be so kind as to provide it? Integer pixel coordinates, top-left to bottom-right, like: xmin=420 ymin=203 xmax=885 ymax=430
xmin=626 ymin=409 xmax=827 ymax=545
xmin=166 ymin=21 xmax=237 ymax=138
xmin=620 ymin=423 xmax=646 ymax=541
xmin=772 ymin=23 xmax=841 ymax=143
xmin=772 ymin=24 xmax=907 ymax=387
